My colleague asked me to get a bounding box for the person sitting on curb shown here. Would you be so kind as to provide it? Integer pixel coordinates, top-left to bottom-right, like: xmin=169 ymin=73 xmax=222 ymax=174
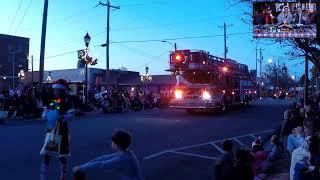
xmin=73 ymin=130 xmax=144 ymax=180
xmin=268 ymin=135 xmax=283 ymax=162
xmin=251 ymin=137 xmax=268 ymax=177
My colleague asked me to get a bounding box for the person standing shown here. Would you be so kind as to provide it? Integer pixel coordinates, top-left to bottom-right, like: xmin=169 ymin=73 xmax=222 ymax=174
xmin=40 ymin=79 xmax=74 ymax=180
xmin=214 ymin=140 xmax=234 ymax=180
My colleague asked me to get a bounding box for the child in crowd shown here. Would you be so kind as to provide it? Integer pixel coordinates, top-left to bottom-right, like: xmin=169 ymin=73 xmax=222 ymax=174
xmin=73 ymin=130 xmax=144 ymax=180
xmin=252 ymin=138 xmax=268 ymax=176
xmin=268 ymin=135 xmax=283 ymax=161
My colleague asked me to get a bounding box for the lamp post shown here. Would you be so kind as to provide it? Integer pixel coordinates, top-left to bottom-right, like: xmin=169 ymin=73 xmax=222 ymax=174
xmin=82 ymin=33 xmax=98 ymax=105
xmin=18 ymin=69 xmax=25 ymax=90
xmin=268 ymin=58 xmax=279 ymax=91
xmin=161 ymin=41 xmax=177 ymax=51
xmin=291 ymin=75 xmax=296 ymax=91
xmin=140 ymin=66 xmax=152 ymax=94
xmin=46 ymin=71 xmax=52 ymax=84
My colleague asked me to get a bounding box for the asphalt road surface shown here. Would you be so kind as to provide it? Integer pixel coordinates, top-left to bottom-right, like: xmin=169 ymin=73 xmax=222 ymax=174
xmin=0 ymin=98 xmax=292 ymax=180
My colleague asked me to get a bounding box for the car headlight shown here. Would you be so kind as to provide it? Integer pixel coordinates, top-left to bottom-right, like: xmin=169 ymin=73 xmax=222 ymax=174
xmin=174 ymin=89 xmax=183 ymax=99
xmin=202 ymin=91 xmax=211 ymax=100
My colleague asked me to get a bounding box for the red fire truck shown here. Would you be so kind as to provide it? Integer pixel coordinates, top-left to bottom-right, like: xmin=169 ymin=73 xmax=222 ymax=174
xmin=168 ymin=49 xmax=257 ymax=112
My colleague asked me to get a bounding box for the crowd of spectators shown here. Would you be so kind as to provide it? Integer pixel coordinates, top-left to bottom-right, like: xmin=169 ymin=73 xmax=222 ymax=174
xmin=214 ymin=96 xmax=320 ymax=180
xmin=0 ymin=85 xmax=86 ymax=120
xmin=0 ymin=85 xmax=172 ymax=121
xmin=93 ymin=88 xmax=171 ymax=112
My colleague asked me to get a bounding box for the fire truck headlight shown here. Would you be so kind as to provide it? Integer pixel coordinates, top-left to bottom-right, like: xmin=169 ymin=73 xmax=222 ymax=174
xmin=202 ymin=91 xmax=211 ymax=100
xmin=174 ymin=89 xmax=183 ymax=99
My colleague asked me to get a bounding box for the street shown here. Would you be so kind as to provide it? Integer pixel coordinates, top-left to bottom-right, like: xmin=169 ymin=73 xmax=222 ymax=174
xmin=0 ymin=99 xmax=291 ymax=180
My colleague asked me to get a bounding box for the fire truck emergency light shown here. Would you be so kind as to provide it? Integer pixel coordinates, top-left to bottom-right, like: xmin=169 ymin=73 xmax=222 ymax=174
xmin=175 ymin=54 xmax=182 ymax=61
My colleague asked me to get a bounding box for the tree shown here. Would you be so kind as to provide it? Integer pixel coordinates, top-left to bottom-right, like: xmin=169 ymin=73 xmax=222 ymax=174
xmin=265 ymin=63 xmax=294 ymax=90
xmin=118 ymin=66 xmax=128 ymax=71
xmin=227 ymin=0 xmax=320 ymax=69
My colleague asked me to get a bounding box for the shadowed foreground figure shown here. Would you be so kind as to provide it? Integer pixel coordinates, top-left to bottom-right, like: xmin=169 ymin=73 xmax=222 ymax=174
xmin=73 ymin=130 xmax=144 ymax=180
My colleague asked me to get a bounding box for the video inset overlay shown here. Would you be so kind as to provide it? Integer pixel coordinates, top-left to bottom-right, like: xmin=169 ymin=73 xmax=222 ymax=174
xmin=253 ymin=2 xmax=317 ymax=38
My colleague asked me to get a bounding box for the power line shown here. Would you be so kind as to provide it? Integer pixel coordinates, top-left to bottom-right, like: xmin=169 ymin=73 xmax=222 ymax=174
xmin=14 ymin=0 xmax=33 ymax=34
xmin=110 ymin=14 xmax=243 ymax=32
xmin=109 ymin=32 xmax=251 ymax=44
xmin=8 ymin=0 xmax=23 ymax=34
xmin=113 ymin=43 xmax=169 ymax=70
xmin=33 ymin=32 xmax=251 ymax=62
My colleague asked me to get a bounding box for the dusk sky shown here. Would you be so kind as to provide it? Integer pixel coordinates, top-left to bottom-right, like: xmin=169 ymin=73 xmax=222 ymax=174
xmin=0 ymin=0 xmax=306 ymax=77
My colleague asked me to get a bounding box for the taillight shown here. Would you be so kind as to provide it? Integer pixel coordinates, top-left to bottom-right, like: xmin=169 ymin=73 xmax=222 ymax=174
xmin=174 ymin=89 xmax=183 ymax=99
xmin=202 ymin=91 xmax=211 ymax=100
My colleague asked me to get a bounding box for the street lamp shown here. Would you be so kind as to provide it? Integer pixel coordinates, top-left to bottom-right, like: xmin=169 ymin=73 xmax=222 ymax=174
xmin=161 ymin=40 xmax=177 ymax=51
xmin=17 ymin=69 xmax=25 ymax=80
xmin=291 ymin=75 xmax=295 ymax=80
xmin=268 ymin=58 xmax=273 ymax=64
xmin=140 ymin=66 xmax=152 ymax=94
xmin=81 ymin=32 xmax=98 ymax=105
xmin=46 ymin=71 xmax=52 ymax=84
xmin=84 ymin=32 xmax=91 ymax=48
xmin=17 ymin=69 xmax=25 ymax=91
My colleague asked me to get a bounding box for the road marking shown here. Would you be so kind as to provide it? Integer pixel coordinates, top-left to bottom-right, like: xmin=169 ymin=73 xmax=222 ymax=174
xmin=143 ymin=129 xmax=273 ymax=160
xmin=209 ymin=142 xmax=225 ymax=154
xmin=249 ymin=134 xmax=256 ymax=139
xmin=170 ymin=142 xmax=212 ymax=151
xmin=143 ymin=151 xmax=170 ymax=160
xmin=233 ymin=138 xmax=247 ymax=148
xmin=168 ymin=150 xmax=217 ymax=160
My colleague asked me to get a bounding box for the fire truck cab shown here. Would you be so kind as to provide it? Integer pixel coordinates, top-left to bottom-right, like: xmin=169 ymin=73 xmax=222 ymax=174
xmin=168 ymin=50 xmax=256 ymax=112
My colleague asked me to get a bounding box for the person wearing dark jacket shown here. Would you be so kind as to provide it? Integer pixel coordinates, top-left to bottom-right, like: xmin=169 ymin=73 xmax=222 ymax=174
xmin=231 ymin=149 xmax=254 ymax=180
xmin=214 ymin=140 xmax=234 ymax=180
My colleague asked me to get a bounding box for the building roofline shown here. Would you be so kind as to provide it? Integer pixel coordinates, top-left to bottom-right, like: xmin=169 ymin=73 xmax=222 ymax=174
xmin=0 ymin=33 xmax=29 ymax=40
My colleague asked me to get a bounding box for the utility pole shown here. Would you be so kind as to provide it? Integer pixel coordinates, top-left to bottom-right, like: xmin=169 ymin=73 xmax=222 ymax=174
xmin=257 ymin=47 xmax=264 ymax=78
xmin=218 ymin=22 xmax=233 ymax=60
xmin=316 ymin=68 xmax=318 ymax=92
xmin=31 ymin=55 xmax=34 ymax=85
xmin=259 ymin=48 xmax=264 ymax=77
xmin=256 ymin=45 xmax=258 ymax=79
xmin=8 ymin=49 xmax=16 ymax=91
xmin=304 ymin=39 xmax=309 ymax=106
xmin=276 ymin=59 xmax=279 ymax=90
xmin=39 ymin=0 xmax=49 ymax=85
xmin=98 ymin=1 xmax=120 ymax=87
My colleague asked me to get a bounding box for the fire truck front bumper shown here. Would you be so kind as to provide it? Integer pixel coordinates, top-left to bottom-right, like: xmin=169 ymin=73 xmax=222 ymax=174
xmin=169 ymin=99 xmax=221 ymax=109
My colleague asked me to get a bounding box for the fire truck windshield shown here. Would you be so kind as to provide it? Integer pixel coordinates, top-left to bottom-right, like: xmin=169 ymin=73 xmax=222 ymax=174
xmin=183 ymin=71 xmax=218 ymax=84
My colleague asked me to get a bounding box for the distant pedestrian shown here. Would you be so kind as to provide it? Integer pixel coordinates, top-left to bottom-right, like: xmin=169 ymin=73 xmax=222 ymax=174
xmin=73 ymin=130 xmax=144 ymax=180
